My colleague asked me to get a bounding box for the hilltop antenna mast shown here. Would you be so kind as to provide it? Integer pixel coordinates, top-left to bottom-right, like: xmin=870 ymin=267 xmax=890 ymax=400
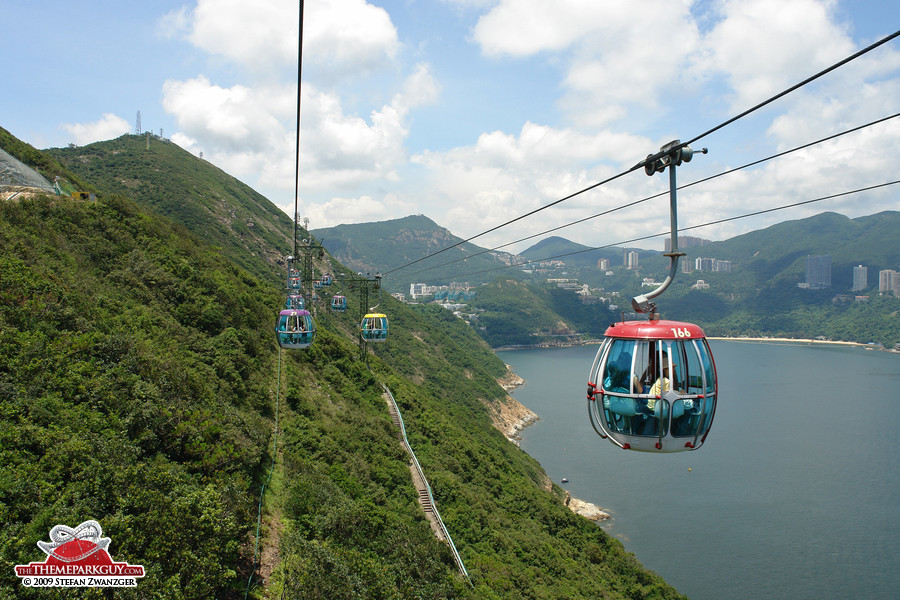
xmin=135 ymin=111 xmax=142 ymax=135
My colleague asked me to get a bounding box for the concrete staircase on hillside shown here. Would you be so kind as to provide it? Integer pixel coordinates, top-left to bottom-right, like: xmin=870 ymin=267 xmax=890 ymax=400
xmin=381 ymin=385 xmax=471 ymax=585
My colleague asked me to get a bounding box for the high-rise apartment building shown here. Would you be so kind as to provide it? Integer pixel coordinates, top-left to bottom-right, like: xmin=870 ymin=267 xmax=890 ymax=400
xmin=806 ymin=255 xmax=832 ymax=289
xmin=852 ymin=265 xmax=867 ymax=291
xmin=695 ymin=257 xmax=714 ymax=272
xmin=879 ymin=270 xmax=899 ymax=296
xmin=665 ymin=236 xmax=710 ymax=252
xmin=627 ymin=251 xmax=639 ymax=269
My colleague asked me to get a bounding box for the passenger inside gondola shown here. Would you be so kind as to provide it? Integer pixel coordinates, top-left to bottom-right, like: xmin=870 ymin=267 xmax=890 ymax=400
xmin=602 ymin=348 xmax=637 ymax=433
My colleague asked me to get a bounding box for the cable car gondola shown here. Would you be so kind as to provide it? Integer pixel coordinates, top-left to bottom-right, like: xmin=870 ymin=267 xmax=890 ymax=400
xmin=284 ymin=294 xmax=305 ymax=310
xmin=586 ymin=140 xmax=716 ymax=452
xmin=276 ymin=309 xmax=316 ymax=349
xmin=321 ymin=273 xmax=332 ymax=286
xmin=359 ymin=313 xmax=388 ymax=343
xmin=587 ymin=318 xmax=717 ymax=452
xmin=331 ymin=294 xmax=347 ymax=312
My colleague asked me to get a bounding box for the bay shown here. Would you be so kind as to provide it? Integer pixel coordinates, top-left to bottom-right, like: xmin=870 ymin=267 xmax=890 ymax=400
xmin=502 ymin=341 xmax=900 ymax=600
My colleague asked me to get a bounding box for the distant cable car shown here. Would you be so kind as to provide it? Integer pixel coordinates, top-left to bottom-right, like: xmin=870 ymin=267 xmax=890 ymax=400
xmin=284 ymin=294 xmax=305 ymax=310
xmin=276 ymin=309 xmax=316 ymax=349
xmin=587 ymin=318 xmax=717 ymax=452
xmin=321 ymin=273 xmax=333 ymax=286
xmin=289 ymin=276 xmax=302 ymax=291
xmin=331 ymin=295 xmax=347 ymax=312
xmin=314 ymin=280 xmax=323 ymax=290
xmin=359 ymin=313 xmax=388 ymax=343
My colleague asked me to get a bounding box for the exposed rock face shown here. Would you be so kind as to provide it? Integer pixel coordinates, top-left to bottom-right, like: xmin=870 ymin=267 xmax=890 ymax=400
xmin=488 ymin=398 xmax=539 ymax=443
xmin=565 ymin=493 xmax=610 ymax=521
xmin=489 ymin=365 xmax=538 ymax=443
xmin=496 ymin=365 xmax=525 ymax=392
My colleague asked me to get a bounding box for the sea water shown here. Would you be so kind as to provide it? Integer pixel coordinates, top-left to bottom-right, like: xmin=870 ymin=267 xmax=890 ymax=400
xmin=502 ymin=341 xmax=900 ymax=600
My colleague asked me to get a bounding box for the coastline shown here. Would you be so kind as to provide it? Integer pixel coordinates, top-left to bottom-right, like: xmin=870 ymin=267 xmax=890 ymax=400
xmin=491 ymin=364 xmax=539 ymax=445
xmin=496 ymin=359 xmax=612 ymax=523
xmin=494 ymin=339 xmax=600 ymax=352
xmin=494 ymin=336 xmax=893 ymax=352
xmin=708 ymin=336 xmax=870 ymax=348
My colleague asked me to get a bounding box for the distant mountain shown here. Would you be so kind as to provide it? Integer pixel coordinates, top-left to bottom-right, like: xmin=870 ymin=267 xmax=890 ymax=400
xmin=686 ymin=211 xmax=900 ymax=289
xmin=321 ymin=210 xmax=900 ymax=346
xmin=313 ymin=214 xmax=518 ymax=293
xmin=520 ymin=235 xmax=656 ymax=268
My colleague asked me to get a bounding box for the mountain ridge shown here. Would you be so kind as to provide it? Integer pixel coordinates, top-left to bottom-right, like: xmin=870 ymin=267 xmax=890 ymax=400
xmin=313 ymin=214 xmax=518 ymax=293
xmin=308 ymin=209 xmax=900 ymax=346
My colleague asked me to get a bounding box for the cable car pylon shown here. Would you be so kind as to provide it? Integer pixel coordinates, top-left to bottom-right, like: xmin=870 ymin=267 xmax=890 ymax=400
xmin=342 ymin=272 xmax=387 ymax=361
xmin=587 ymin=140 xmax=718 ymax=452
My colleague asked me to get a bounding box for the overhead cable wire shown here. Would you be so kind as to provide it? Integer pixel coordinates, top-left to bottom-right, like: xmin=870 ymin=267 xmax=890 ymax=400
xmin=247 ymin=4 xmax=303 ymax=598
xmin=391 ymin=112 xmax=900 ymax=281
xmin=291 ymin=1 xmax=306 ymax=258
xmin=431 ymin=180 xmax=900 ymax=281
xmin=681 ymin=29 xmax=900 ymax=150
xmin=382 ymin=29 xmax=900 ymax=278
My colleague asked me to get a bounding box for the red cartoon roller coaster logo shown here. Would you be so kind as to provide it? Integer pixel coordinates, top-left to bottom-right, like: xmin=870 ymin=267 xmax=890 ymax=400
xmin=14 ymin=520 xmax=145 ymax=588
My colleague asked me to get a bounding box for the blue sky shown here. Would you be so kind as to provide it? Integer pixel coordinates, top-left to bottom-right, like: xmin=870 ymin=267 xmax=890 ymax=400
xmin=3 ymin=0 xmax=899 ymax=252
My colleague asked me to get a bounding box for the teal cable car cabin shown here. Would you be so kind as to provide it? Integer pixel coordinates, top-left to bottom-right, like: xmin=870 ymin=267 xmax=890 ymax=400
xmin=276 ymin=309 xmax=316 ymax=349
xmin=359 ymin=313 xmax=388 ymax=343
xmin=587 ymin=318 xmax=717 ymax=452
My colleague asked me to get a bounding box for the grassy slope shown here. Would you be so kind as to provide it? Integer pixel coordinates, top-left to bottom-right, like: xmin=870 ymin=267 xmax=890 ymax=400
xmin=46 ymin=134 xmax=293 ymax=285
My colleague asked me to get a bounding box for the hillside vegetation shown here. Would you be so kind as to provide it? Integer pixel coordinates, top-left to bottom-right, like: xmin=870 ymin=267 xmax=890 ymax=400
xmin=0 ymin=132 xmax=687 ymax=599
xmin=47 ymin=134 xmax=293 ymax=284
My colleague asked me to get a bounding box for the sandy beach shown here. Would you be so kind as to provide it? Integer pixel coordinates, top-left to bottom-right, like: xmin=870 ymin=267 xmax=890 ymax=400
xmin=707 ymin=336 xmax=868 ymax=348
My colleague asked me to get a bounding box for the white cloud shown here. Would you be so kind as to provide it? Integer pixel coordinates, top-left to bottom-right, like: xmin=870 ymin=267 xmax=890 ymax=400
xmin=162 ymin=58 xmax=437 ymax=211
xmin=61 ymin=114 xmax=131 ymax=146
xmin=471 ymin=0 xmax=702 ymax=128
xmin=156 ymin=5 xmax=190 ymax=39
xmin=162 ymin=76 xmax=289 ymax=152
xmin=157 ymin=0 xmax=436 ymax=218
xmin=472 ymin=0 xmax=605 ymax=57
xmin=305 ymin=0 xmax=400 ymax=78
xmin=409 ymin=122 xmax=657 ymax=247
xmin=154 ymin=0 xmax=898 ymax=251
xmin=693 ymin=0 xmax=856 ymax=112
xmin=159 ymin=0 xmax=400 ymax=81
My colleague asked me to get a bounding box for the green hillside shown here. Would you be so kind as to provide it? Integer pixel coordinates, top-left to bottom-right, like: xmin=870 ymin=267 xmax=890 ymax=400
xmin=313 ymin=215 xmax=518 ymax=294
xmin=0 ymin=132 xmax=687 ymax=598
xmin=468 ymin=278 xmax=616 ymax=347
xmin=46 ymin=134 xmax=293 ymax=284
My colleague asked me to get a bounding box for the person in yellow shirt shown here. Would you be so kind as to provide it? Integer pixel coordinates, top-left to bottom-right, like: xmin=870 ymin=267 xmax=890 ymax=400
xmin=646 ymin=353 xmax=675 ymax=412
